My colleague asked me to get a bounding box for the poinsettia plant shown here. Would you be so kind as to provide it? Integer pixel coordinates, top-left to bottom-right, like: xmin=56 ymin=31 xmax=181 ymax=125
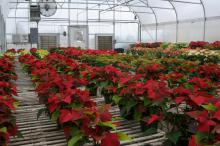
xmin=18 ymin=46 xmax=220 ymax=146
xmin=189 ymin=41 xmax=210 ymax=49
xmin=0 ymin=54 xmax=19 ymax=146
xmin=210 ymin=41 xmax=220 ymax=50
xmin=19 ymin=52 xmax=130 ymax=146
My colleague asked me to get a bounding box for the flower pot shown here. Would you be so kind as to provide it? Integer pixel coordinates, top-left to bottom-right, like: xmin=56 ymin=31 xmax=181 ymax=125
xmin=38 ymin=94 xmax=49 ymax=104
xmin=104 ymin=95 xmax=116 ymax=105
xmin=119 ymin=105 xmax=135 ymax=120
xmin=97 ymin=87 xmax=116 ymax=105
xmin=163 ymin=137 xmax=189 ymax=146
xmin=140 ymin=120 xmax=158 ymax=134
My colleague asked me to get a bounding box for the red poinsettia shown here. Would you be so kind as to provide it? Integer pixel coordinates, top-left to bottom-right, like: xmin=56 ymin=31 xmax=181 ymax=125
xmin=189 ymin=41 xmax=209 ymax=49
xmin=144 ymin=79 xmax=170 ymax=100
xmin=137 ymin=63 xmax=165 ymax=80
xmin=0 ymin=55 xmax=18 ymax=146
xmin=19 ymin=52 xmax=121 ymax=146
xmin=101 ymin=133 xmax=120 ymax=146
xmin=147 ymin=114 xmax=163 ymax=125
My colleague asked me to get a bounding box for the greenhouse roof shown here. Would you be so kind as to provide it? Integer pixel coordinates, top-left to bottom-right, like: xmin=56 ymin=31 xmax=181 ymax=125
xmin=1 ymin=0 xmax=220 ymax=45
xmin=6 ymin=0 xmax=220 ymax=24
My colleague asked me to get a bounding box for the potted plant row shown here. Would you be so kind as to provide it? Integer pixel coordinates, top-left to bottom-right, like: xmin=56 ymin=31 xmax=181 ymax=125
xmin=18 ymin=52 xmax=130 ymax=146
xmin=0 ymin=51 xmax=20 ymax=146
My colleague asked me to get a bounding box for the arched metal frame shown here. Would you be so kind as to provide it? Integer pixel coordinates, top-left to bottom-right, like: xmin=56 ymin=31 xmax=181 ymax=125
xmin=116 ymin=0 xmax=142 ymax=43
xmin=200 ymin=0 xmax=206 ymax=41
xmin=139 ymin=0 xmax=158 ymax=42
xmin=8 ymin=0 xmax=208 ymax=44
xmin=168 ymin=1 xmax=179 ymax=42
xmin=124 ymin=0 xmax=206 ymax=42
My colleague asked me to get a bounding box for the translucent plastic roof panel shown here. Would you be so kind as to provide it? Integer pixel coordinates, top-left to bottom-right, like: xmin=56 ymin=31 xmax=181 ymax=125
xmin=148 ymin=0 xmax=172 ymax=8
xmin=5 ymin=0 xmax=220 ymax=43
xmin=178 ymin=0 xmax=200 ymax=3
xmin=115 ymin=0 xmax=220 ymax=25
xmin=154 ymin=9 xmax=176 ymax=23
xmin=203 ymin=0 xmax=220 ymax=17
xmin=0 ymin=0 xmax=10 ymax=18
xmin=173 ymin=3 xmax=203 ymax=20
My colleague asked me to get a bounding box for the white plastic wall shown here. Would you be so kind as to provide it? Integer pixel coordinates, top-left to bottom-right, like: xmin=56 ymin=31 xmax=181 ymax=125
xmin=0 ymin=0 xmax=10 ymax=19
xmin=139 ymin=0 xmax=220 ymax=42
xmin=4 ymin=0 xmax=220 ymax=49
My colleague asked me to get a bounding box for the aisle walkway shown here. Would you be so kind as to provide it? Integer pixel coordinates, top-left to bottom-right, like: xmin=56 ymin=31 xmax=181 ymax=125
xmin=9 ymin=60 xmax=67 ymax=146
xmin=9 ymin=60 xmax=165 ymax=146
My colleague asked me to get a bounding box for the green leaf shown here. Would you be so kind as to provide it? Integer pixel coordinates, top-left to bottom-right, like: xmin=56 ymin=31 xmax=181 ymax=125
xmin=134 ymin=109 xmax=141 ymax=121
xmin=98 ymin=121 xmax=117 ymax=130
xmin=13 ymin=101 xmax=20 ymax=109
xmin=118 ymin=132 xmax=132 ymax=141
xmin=37 ymin=108 xmax=47 ymax=120
xmin=16 ymin=130 xmax=24 ymax=139
xmin=201 ymin=104 xmax=217 ymax=112
xmin=67 ymin=71 xmax=73 ymax=75
xmin=112 ymin=95 xmax=122 ymax=104
xmin=112 ymin=117 xmax=124 ymax=121
xmin=184 ymin=83 xmax=193 ymax=89
xmin=68 ymin=133 xmax=83 ymax=146
xmin=143 ymin=98 xmax=151 ymax=106
xmin=143 ymin=127 xmax=157 ymax=135
xmin=51 ymin=109 xmax=60 ymax=123
xmin=126 ymin=100 xmax=137 ymax=114
xmin=71 ymin=126 xmax=80 ymax=136
xmin=166 ymin=131 xmax=181 ymax=144
xmin=100 ymin=81 xmax=109 ymax=88
xmin=0 ymin=127 xmax=7 ymax=133
xmin=195 ymin=132 xmax=209 ymax=144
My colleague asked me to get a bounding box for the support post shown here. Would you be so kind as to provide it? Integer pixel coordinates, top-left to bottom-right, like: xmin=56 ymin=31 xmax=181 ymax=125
xmin=86 ymin=0 xmax=89 ymax=49
xmin=200 ymin=0 xmax=206 ymax=41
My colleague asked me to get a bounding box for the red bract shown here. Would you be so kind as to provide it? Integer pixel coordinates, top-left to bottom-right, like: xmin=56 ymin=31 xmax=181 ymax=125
xmin=188 ymin=136 xmax=197 ymax=146
xmin=213 ymin=109 xmax=220 ymax=120
xmin=63 ymin=48 xmax=116 ymax=59
xmin=6 ymin=49 xmax=16 ymax=54
xmin=0 ymin=96 xmax=17 ymax=111
xmin=137 ymin=63 xmax=165 ymax=79
xmin=30 ymin=48 xmax=37 ymax=54
xmin=189 ymin=41 xmax=209 ymax=49
xmin=147 ymin=114 xmax=162 ymax=125
xmin=164 ymin=72 xmax=184 ymax=81
xmin=175 ymin=96 xmax=185 ymax=105
xmin=59 ymin=109 xmax=83 ymax=124
xmin=0 ymin=55 xmax=18 ymax=145
xmin=0 ymin=81 xmax=17 ymax=96
xmin=100 ymin=112 xmax=112 ymax=122
xmin=101 ymin=133 xmax=120 ymax=146
xmin=196 ymin=64 xmax=220 ymax=80
xmin=19 ymin=52 xmax=120 ymax=145
xmin=129 ymin=82 xmax=145 ymax=95
xmin=189 ymin=95 xmax=207 ymax=105
xmin=145 ymin=79 xmax=170 ymax=100
xmin=0 ymin=57 xmax=17 ymax=81
xmin=211 ymin=41 xmax=220 ymax=49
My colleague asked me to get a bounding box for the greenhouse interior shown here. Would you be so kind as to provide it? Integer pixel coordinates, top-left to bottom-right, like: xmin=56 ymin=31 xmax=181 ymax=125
xmin=1 ymin=0 xmax=220 ymax=146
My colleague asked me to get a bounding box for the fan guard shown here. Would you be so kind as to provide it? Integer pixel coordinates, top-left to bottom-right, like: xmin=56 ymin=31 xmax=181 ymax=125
xmin=38 ymin=0 xmax=57 ymax=17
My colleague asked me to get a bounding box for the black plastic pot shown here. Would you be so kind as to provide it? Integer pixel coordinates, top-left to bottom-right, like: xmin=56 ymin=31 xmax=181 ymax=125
xmin=163 ymin=138 xmax=189 ymax=146
xmin=140 ymin=120 xmax=158 ymax=134
xmin=119 ymin=105 xmax=135 ymax=120
xmin=104 ymin=95 xmax=116 ymax=106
